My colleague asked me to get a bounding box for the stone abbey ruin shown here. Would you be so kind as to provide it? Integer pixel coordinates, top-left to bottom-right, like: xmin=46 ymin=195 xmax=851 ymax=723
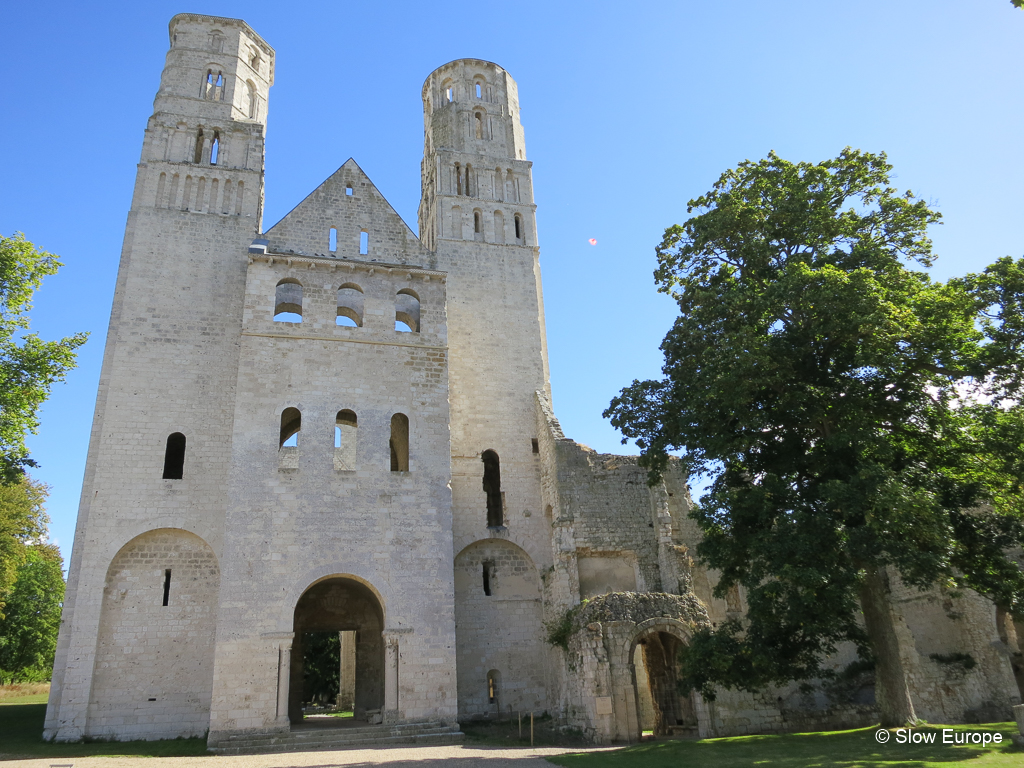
xmin=44 ymin=13 xmax=1023 ymax=749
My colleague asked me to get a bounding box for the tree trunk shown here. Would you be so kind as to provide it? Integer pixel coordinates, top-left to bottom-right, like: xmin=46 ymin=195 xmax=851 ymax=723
xmin=858 ymin=566 xmax=918 ymax=727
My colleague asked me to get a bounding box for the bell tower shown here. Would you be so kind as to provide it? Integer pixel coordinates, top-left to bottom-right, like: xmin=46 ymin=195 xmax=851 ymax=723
xmin=44 ymin=14 xmax=274 ymax=742
xmin=419 ymin=60 xmax=554 ymax=719
xmin=134 ymin=13 xmax=273 ymax=222
xmin=418 ymin=60 xmax=534 ymax=252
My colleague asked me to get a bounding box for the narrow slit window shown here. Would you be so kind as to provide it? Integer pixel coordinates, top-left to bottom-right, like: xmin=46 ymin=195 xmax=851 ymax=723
xmin=329 ymin=227 xmax=338 ymax=252
xmin=482 ymin=562 xmax=493 ymax=596
xmin=280 ymin=407 xmax=301 ymax=448
xmin=209 ymin=132 xmax=219 ymax=165
xmin=493 ymin=210 xmax=504 ymax=243
xmin=446 ymin=86 xmax=453 ymax=102
xmin=487 ymin=670 xmax=500 ymax=706
xmin=162 ymin=569 xmax=171 ymax=606
xmin=465 ymin=163 xmax=473 ymax=197
xmin=475 ymin=83 xmax=482 ymax=99
xmin=359 ymin=231 xmax=368 ymax=255
xmin=514 ymin=214 xmax=523 ymax=242
xmin=475 ymin=112 xmax=483 ymax=139
xmin=455 ymin=164 xmax=462 ymax=196
xmin=193 ymin=127 xmax=205 ymax=164
xmin=162 ymin=432 xmax=186 ymax=479
xmin=246 ymin=80 xmax=257 ymax=118
xmin=390 ymin=413 xmax=409 ymax=471
xmin=532 ymin=438 xmax=540 ymax=454
xmin=482 ymin=450 xmax=503 ymax=527
xmin=474 ymin=210 xmax=482 ymax=234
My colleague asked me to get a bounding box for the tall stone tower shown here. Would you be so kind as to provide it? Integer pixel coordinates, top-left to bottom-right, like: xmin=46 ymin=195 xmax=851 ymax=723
xmin=44 ymin=14 xmax=273 ymax=741
xmin=419 ymin=61 xmax=557 ymax=717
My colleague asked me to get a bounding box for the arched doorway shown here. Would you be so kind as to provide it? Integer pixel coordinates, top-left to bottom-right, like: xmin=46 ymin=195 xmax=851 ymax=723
xmin=290 ymin=577 xmax=384 ymax=725
xmin=630 ymin=629 xmax=699 ymax=738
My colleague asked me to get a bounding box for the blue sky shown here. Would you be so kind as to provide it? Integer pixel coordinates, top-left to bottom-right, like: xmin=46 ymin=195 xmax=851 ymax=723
xmin=1 ymin=1 xmax=1022 ymax=563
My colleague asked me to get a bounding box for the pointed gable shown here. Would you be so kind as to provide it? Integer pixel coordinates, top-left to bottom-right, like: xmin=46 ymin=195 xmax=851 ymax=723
xmin=265 ymin=159 xmax=427 ymax=265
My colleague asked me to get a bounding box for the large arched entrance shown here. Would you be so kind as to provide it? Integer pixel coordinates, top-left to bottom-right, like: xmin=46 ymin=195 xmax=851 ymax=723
xmin=289 ymin=577 xmax=384 ymax=725
xmin=630 ymin=628 xmax=700 ymax=738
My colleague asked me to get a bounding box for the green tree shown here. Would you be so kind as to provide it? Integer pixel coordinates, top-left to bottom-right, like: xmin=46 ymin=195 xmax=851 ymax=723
xmin=0 ymin=233 xmax=88 ymax=485
xmin=605 ymin=148 xmax=1024 ymax=726
xmin=302 ymin=632 xmax=340 ymax=706
xmin=0 ymin=543 xmax=64 ymax=684
xmin=0 ymin=476 xmax=48 ymax=616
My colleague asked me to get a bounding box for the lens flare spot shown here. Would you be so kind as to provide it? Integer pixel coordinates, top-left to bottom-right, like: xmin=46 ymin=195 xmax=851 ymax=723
xmin=588 ymin=238 xmax=597 ymax=245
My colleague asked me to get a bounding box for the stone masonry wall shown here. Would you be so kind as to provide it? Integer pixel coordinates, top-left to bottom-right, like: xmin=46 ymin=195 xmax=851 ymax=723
xmin=87 ymin=530 xmax=219 ymax=740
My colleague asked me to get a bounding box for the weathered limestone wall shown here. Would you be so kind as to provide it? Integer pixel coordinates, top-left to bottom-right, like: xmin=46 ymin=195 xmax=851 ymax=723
xmin=87 ymin=530 xmax=220 ymax=740
xmin=207 ymin=243 xmax=457 ymax=738
xmin=453 ymin=540 xmax=546 ymax=715
xmin=891 ymin=577 xmax=1020 ymax=722
xmin=266 ymin=160 xmax=427 ymax=266
xmin=45 ymin=13 xmax=271 ymax=742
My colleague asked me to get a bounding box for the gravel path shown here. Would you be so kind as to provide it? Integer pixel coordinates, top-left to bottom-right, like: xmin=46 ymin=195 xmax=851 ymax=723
xmin=1 ymin=744 xmax=618 ymax=768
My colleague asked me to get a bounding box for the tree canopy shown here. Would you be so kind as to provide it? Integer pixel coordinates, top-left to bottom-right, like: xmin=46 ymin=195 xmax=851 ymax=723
xmin=605 ymin=148 xmax=1024 ymax=726
xmin=0 ymin=476 xmax=49 ymax=616
xmin=0 ymin=233 xmax=88 ymax=485
xmin=0 ymin=543 xmax=64 ymax=684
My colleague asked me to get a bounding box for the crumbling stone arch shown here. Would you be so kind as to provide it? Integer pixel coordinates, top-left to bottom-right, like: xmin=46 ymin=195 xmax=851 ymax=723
xmin=624 ymin=618 xmax=706 ymax=740
xmin=559 ymin=593 xmax=712 ymax=743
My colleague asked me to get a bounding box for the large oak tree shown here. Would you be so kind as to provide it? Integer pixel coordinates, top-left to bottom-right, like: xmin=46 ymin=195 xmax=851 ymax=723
xmin=606 ymin=149 xmax=1024 ymax=726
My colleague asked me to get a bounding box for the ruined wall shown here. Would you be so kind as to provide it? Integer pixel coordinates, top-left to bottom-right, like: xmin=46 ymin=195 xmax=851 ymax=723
xmin=891 ymin=577 xmax=1020 ymax=722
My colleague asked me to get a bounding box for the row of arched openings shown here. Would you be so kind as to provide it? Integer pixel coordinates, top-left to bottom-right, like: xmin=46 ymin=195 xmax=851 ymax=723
xmin=279 ymin=409 xmax=410 ymax=471
xmin=453 ymin=165 xmax=519 ymax=202
xmin=453 ymin=207 xmax=524 ymax=244
xmin=439 ymin=77 xmax=492 ymax=106
xmin=163 ymin=434 xmax=505 ymax=517
xmin=155 ymin=172 xmax=243 ymax=214
xmin=274 ymin=280 xmax=421 ymax=333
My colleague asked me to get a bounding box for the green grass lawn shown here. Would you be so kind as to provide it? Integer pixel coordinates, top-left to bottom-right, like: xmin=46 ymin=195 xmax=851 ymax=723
xmin=548 ymin=724 xmax=1022 ymax=768
xmin=0 ymin=699 xmax=207 ymax=760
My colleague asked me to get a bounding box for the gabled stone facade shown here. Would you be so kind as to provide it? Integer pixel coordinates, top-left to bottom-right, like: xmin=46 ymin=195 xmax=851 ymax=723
xmin=44 ymin=13 xmax=1022 ymax=747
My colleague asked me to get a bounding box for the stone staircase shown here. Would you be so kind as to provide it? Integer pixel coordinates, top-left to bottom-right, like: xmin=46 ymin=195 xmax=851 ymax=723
xmin=208 ymin=721 xmax=464 ymax=755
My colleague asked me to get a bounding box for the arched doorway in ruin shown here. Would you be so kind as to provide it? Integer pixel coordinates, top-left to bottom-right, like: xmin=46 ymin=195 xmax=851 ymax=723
xmin=289 ymin=576 xmax=384 ymax=726
xmin=629 ymin=627 xmax=701 ymax=739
